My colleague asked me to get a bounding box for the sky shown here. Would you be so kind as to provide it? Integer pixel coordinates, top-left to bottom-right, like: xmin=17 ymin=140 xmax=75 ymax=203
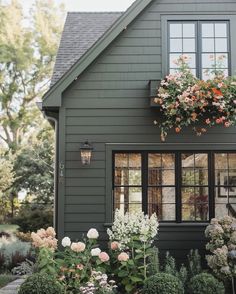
xmin=59 ymin=0 xmax=136 ymax=12
xmin=22 ymin=0 xmax=136 ymax=13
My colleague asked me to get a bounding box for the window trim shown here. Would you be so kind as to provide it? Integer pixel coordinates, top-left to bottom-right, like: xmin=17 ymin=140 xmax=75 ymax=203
xmin=167 ymin=20 xmax=231 ymax=79
xmin=161 ymin=14 xmax=236 ymax=79
xmin=105 ymin=143 xmax=236 ymax=225
xmin=105 ymin=144 xmax=236 ymax=225
xmin=113 ymin=151 xmax=213 ymax=223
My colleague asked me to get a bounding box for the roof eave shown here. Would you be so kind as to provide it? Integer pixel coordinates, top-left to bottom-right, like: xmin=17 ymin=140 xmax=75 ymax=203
xmin=42 ymin=0 xmax=153 ymax=109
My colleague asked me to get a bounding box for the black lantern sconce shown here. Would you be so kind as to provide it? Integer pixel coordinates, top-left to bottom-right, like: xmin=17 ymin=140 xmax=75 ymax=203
xmin=80 ymin=140 xmax=93 ymax=166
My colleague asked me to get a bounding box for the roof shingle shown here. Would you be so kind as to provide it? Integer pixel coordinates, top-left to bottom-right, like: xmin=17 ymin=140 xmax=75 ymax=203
xmin=51 ymin=12 xmax=123 ymax=86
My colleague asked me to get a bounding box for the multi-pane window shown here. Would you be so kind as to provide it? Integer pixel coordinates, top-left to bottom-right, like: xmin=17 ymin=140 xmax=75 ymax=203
xmin=181 ymin=153 xmax=209 ymax=221
xmin=169 ymin=22 xmax=197 ymax=76
xmin=215 ymin=153 xmax=236 ymax=218
xmin=114 ymin=153 xmax=142 ymax=214
xmin=148 ymin=154 xmax=176 ymax=220
xmin=168 ymin=21 xmax=230 ymax=79
xmin=113 ymin=151 xmax=236 ymax=222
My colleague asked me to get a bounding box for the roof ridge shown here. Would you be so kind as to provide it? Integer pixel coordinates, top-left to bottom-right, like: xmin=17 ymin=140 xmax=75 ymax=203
xmin=67 ymin=11 xmax=123 ymax=14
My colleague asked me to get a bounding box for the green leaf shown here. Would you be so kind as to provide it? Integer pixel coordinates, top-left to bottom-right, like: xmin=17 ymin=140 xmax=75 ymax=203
xmin=125 ymin=284 xmax=134 ymax=292
xmin=130 ymin=276 xmax=143 ymax=283
xmin=118 ymin=270 xmax=128 ymax=277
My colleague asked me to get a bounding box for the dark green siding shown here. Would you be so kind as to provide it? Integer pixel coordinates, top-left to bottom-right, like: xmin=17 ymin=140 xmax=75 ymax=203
xmin=58 ymin=0 xmax=236 ymax=261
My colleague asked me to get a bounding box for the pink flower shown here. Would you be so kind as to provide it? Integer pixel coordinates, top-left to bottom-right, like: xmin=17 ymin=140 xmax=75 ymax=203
xmin=71 ymin=242 xmax=86 ymax=253
xmin=99 ymin=252 xmax=110 ymax=262
xmin=118 ymin=252 xmax=129 ymax=262
xmin=37 ymin=229 xmax=47 ymax=238
xmin=110 ymin=241 xmax=119 ymax=250
xmin=59 ymin=276 xmax=65 ymax=281
xmin=205 ymin=118 xmax=211 ymax=125
xmin=77 ymin=264 xmax=84 ymax=270
xmin=46 ymin=227 xmax=56 ymax=237
xmin=224 ymin=122 xmax=231 ymax=128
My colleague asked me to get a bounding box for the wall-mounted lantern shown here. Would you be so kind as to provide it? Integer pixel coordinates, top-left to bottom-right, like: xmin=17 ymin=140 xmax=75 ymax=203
xmin=80 ymin=140 xmax=93 ymax=166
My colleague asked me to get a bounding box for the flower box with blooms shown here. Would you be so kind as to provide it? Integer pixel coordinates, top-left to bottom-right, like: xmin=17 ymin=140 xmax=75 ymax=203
xmin=154 ymin=55 xmax=236 ymax=141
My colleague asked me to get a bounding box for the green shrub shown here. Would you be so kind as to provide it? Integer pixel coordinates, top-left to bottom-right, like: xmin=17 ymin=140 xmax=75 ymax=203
xmin=11 ymin=259 xmax=35 ymax=276
xmin=143 ymin=273 xmax=184 ymax=294
xmin=189 ymin=273 xmax=225 ymax=294
xmin=0 ymin=236 xmax=33 ymax=270
xmin=13 ymin=205 xmax=53 ymax=233
xmin=162 ymin=252 xmax=188 ymax=287
xmin=148 ymin=247 xmax=160 ymax=275
xmin=19 ymin=273 xmax=63 ymax=294
xmin=188 ymin=249 xmax=202 ymax=278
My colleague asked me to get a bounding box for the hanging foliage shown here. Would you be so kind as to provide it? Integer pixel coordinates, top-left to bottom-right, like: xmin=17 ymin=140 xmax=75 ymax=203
xmin=154 ymin=55 xmax=236 ymax=141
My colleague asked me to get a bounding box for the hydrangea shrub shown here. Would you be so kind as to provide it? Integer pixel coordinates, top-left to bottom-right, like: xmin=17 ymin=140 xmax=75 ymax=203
xmin=107 ymin=210 xmax=159 ymax=293
xmin=205 ymin=216 xmax=236 ymax=293
xmin=29 ymin=210 xmax=158 ymax=294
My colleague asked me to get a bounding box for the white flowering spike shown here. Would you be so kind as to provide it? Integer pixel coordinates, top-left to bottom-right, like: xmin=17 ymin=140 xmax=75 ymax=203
xmin=107 ymin=209 xmax=159 ymax=249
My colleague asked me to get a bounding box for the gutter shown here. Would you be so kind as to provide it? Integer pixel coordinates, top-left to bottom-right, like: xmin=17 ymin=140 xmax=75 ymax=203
xmin=36 ymin=102 xmax=59 ymax=234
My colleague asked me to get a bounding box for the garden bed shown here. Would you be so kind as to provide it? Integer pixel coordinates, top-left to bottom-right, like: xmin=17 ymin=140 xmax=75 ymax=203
xmin=17 ymin=211 xmax=236 ymax=294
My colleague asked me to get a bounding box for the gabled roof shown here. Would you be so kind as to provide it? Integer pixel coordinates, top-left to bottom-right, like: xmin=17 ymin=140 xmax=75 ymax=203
xmin=42 ymin=0 xmax=153 ymax=108
xmin=51 ymin=12 xmax=122 ymax=86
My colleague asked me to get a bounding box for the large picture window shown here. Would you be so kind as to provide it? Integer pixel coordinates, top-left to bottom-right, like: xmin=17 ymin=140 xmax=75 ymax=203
xmin=168 ymin=21 xmax=230 ymax=79
xmin=113 ymin=151 xmax=236 ymax=222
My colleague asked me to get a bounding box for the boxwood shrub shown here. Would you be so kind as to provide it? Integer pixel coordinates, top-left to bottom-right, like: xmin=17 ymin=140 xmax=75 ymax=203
xmin=18 ymin=273 xmax=63 ymax=294
xmin=143 ymin=273 xmax=184 ymax=294
xmin=189 ymin=273 xmax=225 ymax=294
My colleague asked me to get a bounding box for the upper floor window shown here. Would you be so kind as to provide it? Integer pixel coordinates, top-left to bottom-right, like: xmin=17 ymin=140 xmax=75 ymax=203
xmin=168 ymin=21 xmax=230 ymax=79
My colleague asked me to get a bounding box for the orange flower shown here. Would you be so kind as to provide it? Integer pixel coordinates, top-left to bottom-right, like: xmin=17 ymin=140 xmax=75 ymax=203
xmin=175 ymin=127 xmax=181 ymax=133
xmin=191 ymin=112 xmax=197 ymax=120
xmin=212 ymin=88 xmax=223 ymax=96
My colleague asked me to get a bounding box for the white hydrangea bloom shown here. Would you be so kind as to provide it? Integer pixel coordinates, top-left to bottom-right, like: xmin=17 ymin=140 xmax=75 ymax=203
xmin=91 ymin=248 xmax=101 ymax=256
xmin=61 ymin=236 xmax=71 ymax=247
xmin=87 ymin=228 xmax=99 ymax=239
xmin=107 ymin=209 xmax=159 ymax=249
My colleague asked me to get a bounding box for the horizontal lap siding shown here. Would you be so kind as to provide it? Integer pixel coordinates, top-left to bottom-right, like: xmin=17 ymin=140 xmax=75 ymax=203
xmin=61 ymin=0 xmax=236 ymax=259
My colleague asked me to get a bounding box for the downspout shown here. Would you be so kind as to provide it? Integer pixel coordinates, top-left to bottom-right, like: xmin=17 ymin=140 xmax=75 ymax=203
xmin=36 ymin=102 xmax=59 ymax=234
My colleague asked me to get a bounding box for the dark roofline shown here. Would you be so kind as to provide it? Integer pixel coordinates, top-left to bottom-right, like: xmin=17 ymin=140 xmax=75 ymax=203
xmin=66 ymin=11 xmax=123 ymax=14
xmin=42 ymin=0 xmax=153 ymax=108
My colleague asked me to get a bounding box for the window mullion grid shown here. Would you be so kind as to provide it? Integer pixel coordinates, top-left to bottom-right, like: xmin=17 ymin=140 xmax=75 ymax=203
xmin=197 ymin=21 xmax=202 ymax=79
xmin=227 ymin=154 xmax=230 ymax=215
xmin=209 ymin=152 xmax=215 ymax=220
xmin=193 ymin=154 xmax=196 ymax=221
xmin=142 ymin=152 xmax=148 ymax=215
xmin=213 ymin=23 xmax=216 ymax=71
xmin=176 ymin=152 xmax=182 ymax=223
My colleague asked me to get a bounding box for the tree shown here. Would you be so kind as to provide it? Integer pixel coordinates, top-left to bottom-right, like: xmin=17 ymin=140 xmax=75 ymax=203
xmin=13 ymin=124 xmax=55 ymax=204
xmin=0 ymin=0 xmax=64 ymax=151
xmin=0 ymin=148 xmax=15 ymax=221
xmin=0 ymin=149 xmax=14 ymax=193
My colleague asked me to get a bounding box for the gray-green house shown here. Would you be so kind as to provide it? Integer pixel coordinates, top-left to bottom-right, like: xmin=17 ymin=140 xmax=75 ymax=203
xmin=41 ymin=0 xmax=236 ymax=262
